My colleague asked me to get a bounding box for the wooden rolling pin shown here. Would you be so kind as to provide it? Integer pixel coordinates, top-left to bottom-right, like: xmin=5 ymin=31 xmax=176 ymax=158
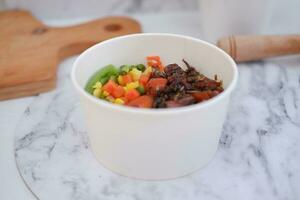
xmin=217 ymin=35 xmax=300 ymax=62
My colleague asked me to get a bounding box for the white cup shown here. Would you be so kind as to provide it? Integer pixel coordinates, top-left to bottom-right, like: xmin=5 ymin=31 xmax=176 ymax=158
xmin=198 ymin=0 xmax=270 ymax=43
xmin=72 ymin=33 xmax=238 ymax=180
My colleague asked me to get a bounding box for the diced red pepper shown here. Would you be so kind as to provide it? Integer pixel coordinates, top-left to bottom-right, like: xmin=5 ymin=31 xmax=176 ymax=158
xmin=192 ymin=91 xmax=211 ymax=102
xmin=147 ymin=56 xmax=164 ymax=72
xmin=157 ymin=64 xmax=164 ymax=72
xmin=112 ymin=86 xmax=125 ymax=98
xmin=139 ymin=74 xmax=150 ymax=87
xmin=122 ymin=74 xmax=132 ymax=85
xmin=146 ymin=78 xmax=168 ymax=96
xmin=128 ymin=95 xmax=153 ymax=108
xmin=147 ymin=56 xmax=160 ymax=60
xmin=102 ymin=80 xmax=118 ymax=94
xmin=125 ymin=89 xmax=140 ymax=101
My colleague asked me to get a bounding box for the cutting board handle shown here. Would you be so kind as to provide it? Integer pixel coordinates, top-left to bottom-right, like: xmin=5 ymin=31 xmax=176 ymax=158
xmin=217 ymin=35 xmax=300 ymax=62
xmin=46 ymin=16 xmax=141 ymax=59
xmin=0 ymin=10 xmax=141 ymax=100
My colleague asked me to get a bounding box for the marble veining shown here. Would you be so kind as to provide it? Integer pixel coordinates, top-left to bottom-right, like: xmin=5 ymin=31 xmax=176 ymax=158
xmin=14 ymin=14 xmax=300 ymax=200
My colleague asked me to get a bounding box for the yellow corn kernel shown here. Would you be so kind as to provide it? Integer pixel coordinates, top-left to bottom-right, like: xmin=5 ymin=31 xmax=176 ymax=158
xmin=143 ymin=66 xmax=152 ymax=75
xmin=117 ymin=75 xmax=124 ymax=85
xmin=92 ymin=81 xmax=102 ymax=89
xmin=93 ymin=88 xmax=102 ymax=97
xmin=126 ymin=81 xmax=139 ymax=90
xmin=129 ymin=68 xmax=142 ymax=81
xmin=114 ymin=98 xmax=125 ymax=105
xmin=106 ymin=95 xmax=115 ymax=102
xmin=103 ymin=91 xmax=109 ymax=96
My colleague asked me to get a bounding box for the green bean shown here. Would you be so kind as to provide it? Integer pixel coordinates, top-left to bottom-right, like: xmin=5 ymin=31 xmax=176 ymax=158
xmin=119 ymin=65 xmax=130 ymax=75
xmin=136 ymin=64 xmax=146 ymax=72
xmin=136 ymin=85 xmax=145 ymax=94
xmin=85 ymin=65 xmax=118 ymax=94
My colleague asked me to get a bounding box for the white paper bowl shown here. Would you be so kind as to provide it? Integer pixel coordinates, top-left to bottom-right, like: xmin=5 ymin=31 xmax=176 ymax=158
xmin=71 ymin=33 xmax=238 ymax=180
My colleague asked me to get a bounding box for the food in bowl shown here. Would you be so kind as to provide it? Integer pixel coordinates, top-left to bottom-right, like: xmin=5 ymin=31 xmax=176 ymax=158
xmin=72 ymin=33 xmax=238 ymax=180
xmin=85 ymin=56 xmax=224 ymax=108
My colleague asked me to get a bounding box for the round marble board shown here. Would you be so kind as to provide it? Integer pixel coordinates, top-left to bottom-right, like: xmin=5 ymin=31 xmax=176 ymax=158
xmin=15 ymin=55 xmax=300 ymax=200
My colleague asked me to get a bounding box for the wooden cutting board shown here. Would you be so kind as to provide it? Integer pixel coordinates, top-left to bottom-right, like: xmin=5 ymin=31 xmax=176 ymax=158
xmin=0 ymin=10 xmax=141 ymax=100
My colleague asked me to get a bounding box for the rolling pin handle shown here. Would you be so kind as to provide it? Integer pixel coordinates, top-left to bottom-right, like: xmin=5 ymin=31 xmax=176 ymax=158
xmin=217 ymin=35 xmax=300 ymax=63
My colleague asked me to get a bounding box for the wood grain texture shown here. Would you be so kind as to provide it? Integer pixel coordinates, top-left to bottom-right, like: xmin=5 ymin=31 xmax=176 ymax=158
xmin=217 ymin=35 xmax=300 ymax=62
xmin=0 ymin=10 xmax=141 ymax=100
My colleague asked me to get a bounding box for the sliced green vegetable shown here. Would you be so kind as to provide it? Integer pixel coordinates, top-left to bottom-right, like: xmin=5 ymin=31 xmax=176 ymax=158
xmin=109 ymin=75 xmax=117 ymax=82
xmin=85 ymin=65 xmax=118 ymax=94
xmin=136 ymin=64 xmax=146 ymax=72
xmin=100 ymin=76 xmax=110 ymax=85
xmin=136 ymin=85 xmax=145 ymax=94
xmin=119 ymin=65 xmax=130 ymax=75
xmin=129 ymin=65 xmax=136 ymax=70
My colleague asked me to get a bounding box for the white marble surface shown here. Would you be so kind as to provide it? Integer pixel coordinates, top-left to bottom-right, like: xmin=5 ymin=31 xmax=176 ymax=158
xmin=1 ymin=5 xmax=300 ymax=200
xmin=14 ymin=55 xmax=300 ymax=200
